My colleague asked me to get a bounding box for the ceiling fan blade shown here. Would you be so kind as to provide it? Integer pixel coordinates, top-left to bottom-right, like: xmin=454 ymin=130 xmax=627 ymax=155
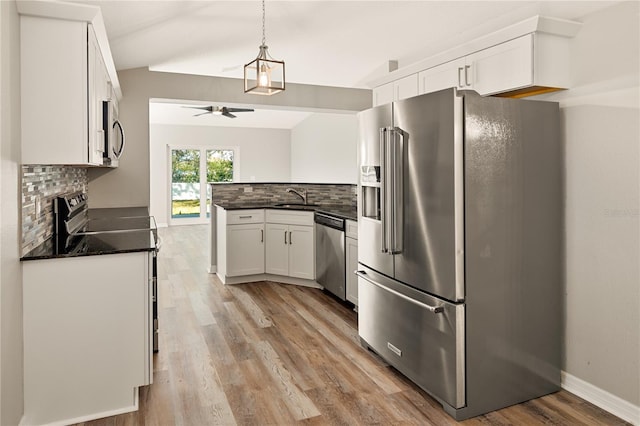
xmin=193 ymin=111 xmax=211 ymax=117
xmin=222 ymin=111 xmax=237 ymax=118
xmin=182 ymin=106 xmax=213 ymax=112
xmin=226 ymin=108 xmax=254 ymax=113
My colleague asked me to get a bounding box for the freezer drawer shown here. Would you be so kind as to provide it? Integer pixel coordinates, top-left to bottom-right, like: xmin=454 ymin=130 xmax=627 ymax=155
xmin=357 ymin=266 xmax=465 ymax=409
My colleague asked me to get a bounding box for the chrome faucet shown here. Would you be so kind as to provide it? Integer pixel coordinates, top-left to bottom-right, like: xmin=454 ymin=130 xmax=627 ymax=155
xmin=286 ymin=188 xmax=307 ymax=204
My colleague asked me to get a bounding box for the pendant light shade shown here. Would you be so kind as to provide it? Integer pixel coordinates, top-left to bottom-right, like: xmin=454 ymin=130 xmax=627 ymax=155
xmin=244 ymin=0 xmax=285 ymax=95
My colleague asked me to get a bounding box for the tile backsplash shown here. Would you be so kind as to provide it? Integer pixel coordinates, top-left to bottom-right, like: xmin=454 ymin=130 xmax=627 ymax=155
xmin=210 ymin=183 xmax=357 ymax=209
xmin=21 ymin=165 xmax=87 ymax=256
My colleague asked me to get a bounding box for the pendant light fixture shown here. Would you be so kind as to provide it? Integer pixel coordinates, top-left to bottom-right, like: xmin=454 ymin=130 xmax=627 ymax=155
xmin=244 ymin=0 xmax=285 ymax=95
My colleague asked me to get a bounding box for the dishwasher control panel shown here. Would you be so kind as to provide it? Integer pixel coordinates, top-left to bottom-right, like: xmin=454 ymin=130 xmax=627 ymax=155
xmin=314 ymin=212 xmax=345 ymax=230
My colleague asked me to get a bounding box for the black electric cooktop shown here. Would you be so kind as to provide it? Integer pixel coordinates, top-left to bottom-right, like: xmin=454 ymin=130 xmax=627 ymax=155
xmin=22 ymin=229 xmax=156 ymax=260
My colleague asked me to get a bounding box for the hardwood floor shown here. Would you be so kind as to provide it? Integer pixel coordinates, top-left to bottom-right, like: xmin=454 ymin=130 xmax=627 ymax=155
xmin=76 ymin=224 xmax=628 ymax=426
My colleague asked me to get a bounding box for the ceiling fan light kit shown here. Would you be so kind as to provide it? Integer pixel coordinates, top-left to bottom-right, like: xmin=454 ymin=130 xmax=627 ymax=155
xmin=244 ymin=0 xmax=285 ymax=95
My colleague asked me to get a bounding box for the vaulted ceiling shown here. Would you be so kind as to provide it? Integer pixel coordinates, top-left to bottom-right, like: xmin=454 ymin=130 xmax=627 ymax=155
xmin=71 ymin=1 xmax=615 ymax=128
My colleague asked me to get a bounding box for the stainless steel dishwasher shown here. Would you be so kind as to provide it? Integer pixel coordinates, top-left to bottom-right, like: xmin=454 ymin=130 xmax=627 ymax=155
xmin=315 ymin=212 xmax=346 ymax=300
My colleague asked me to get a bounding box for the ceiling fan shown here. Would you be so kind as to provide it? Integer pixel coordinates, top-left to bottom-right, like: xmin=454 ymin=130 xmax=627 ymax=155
xmin=184 ymin=106 xmax=254 ymax=118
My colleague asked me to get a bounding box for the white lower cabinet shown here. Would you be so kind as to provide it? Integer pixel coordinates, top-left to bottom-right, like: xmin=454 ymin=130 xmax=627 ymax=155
xmin=265 ymin=223 xmax=289 ymax=276
xmin=345 ymin=219 xmax=359 ymax=306
xmin=287 ymin=225 xmax=315 ymax=279
xmin=22 ymin=252 xmax=152 ymax=425
xmin=216 ymin=208 xmax=265 ymax=280
xmin=226 ymin=223 xmax=265 ymax=276
xmin=345 ymin=237 xmax=359 ymax=305
xmin=265 ymin=210 xmax=315 ymax=280
xmin=216 ymin=208 xmax=315 ymax=284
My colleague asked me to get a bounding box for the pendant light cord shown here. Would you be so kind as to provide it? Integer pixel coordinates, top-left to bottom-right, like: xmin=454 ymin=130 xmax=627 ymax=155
xmin=261 ymin=0 xmax=266 ymax=46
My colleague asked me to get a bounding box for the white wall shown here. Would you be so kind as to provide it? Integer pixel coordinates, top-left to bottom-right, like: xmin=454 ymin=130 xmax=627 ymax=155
xmin=0 ymin=0 xmax=24 ymax=424
xmin=535 ymin=0 xmax=639 ymax=414
xmin=290 ymin=113 xmax=358 ymax=183
xmin=150 ymin=124 xmax=291 ymax=225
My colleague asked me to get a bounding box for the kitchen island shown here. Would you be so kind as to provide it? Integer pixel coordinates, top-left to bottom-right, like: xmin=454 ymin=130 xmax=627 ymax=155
xmin=208 ymin=182 xmax=357 ymax=277
xmin=212 ymin=202 xmax=356 ymax=287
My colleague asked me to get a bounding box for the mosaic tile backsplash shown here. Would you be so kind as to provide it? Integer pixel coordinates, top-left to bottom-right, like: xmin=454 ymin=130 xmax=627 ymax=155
xmin=210 ymin=183 xmax=357 ymax=209
xmin=21 ymin=165 xmax=87 ymax=256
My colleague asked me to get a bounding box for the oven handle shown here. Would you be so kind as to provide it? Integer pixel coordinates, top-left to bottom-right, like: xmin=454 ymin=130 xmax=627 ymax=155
xmin=355 ymin=270 xmax=444 ymax=314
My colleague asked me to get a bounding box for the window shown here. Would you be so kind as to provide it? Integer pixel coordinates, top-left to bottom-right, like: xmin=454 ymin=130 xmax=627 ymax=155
xmin=169 ymin=146 xmax=238 ymax=224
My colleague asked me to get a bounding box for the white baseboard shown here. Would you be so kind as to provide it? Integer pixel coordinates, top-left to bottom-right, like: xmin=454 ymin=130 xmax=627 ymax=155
xmin=216 ymin=272 xmax=322 ymax=289
xmin=20 ymin=403 xmax=138 ymax=426
xmin=561 ymin=371 xmax=640 ymax=425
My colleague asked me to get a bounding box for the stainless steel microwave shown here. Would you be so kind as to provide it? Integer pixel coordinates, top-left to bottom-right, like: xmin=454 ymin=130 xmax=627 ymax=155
xmin=102 ymin=99 xmax=125 ymax=167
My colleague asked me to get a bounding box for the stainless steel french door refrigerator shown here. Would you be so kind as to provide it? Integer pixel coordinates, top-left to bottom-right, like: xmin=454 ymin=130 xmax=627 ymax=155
xmin=356 ymin=88 xmax=561 ymax=420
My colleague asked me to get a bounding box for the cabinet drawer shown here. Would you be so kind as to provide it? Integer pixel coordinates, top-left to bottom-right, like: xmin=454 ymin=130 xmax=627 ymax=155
xmin=357 ymin=267 xmax=465 ymax=409
xmin=345 ymin=220 xmax=358 ymax=239
xmin=226 ymin=209 xmax=264 ymax=225
xmin=265 ymin=209 xmax=314 ymax=226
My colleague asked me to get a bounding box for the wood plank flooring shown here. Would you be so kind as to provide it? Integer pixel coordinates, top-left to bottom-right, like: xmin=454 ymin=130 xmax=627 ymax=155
xmin=76 ymin=224 xmax=628 ymax=426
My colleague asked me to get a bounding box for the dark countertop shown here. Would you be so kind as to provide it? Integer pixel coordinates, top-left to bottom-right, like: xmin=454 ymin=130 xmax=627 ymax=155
xmin=21 ymin=230 xmax=157 ymax=261
xmin=22 ymin=206 xmax=156 ymax=261
xmin=214 ymin=202 xmax=357 ymax=221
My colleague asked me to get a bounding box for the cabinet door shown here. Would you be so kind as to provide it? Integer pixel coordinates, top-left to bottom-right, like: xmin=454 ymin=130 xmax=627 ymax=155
xmin=345 ymin=237 xmax=359 ymax=305
xmin=288 ymin=225 xmax=315 ymax=280
xmin=88 ymin=26 xmax=105 ymax=165
xmin=265 ymin=223 xmax=289 ymax=276
xmin=23 ymin=252 xmax=149 ymax=424
xmin=373 ymin=82 xmax=394 ymax=107
xmin=466 ymin=34 xmax=533 ymax=95
xmin=394 ymin=73 xmax=419 ymax=101
xmin=20 ymin=17 xmax=89 ymax=165
xmin=419 ymin=57 xmax=466 ymax=95
xmin=227 ymin=224 xmax=264 ymax=276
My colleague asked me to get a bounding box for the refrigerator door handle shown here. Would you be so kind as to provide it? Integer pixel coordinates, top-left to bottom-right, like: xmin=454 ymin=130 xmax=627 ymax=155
xmin=379 ymin=127 xmax=389 ymax=253
xmin=384 ymin=127 xmax=395 ymax=254
xmin=390 ymin=128 xmax=404 ymax=254
xmin=356 ymin=270 xmax=444 ymax=314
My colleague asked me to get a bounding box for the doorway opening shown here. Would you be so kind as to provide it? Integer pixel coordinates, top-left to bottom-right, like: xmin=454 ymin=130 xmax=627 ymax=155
xmin=169 ymin=146 xmax=237 ymax=225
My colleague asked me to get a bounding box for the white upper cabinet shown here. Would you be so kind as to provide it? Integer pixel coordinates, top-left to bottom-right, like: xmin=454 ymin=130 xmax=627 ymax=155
xmin=419 ymin=34 xmax=550 ymax=96
xmin=375 ymin=16 xmax=579 ymax=100
xmin=395 ymin=74 xmax=419 ymax=101
xmin=373 ymin=82 xmax=395 ymax=106
xmin=373 ymin=73 xmax=419 ymax=106
xmin=465 ymin=34 xmax=534 ymax=95
xmin=419 ymin=57 xmax=467 ymax=95
xmin=19 ymin=7 xmax=118 ymax=166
